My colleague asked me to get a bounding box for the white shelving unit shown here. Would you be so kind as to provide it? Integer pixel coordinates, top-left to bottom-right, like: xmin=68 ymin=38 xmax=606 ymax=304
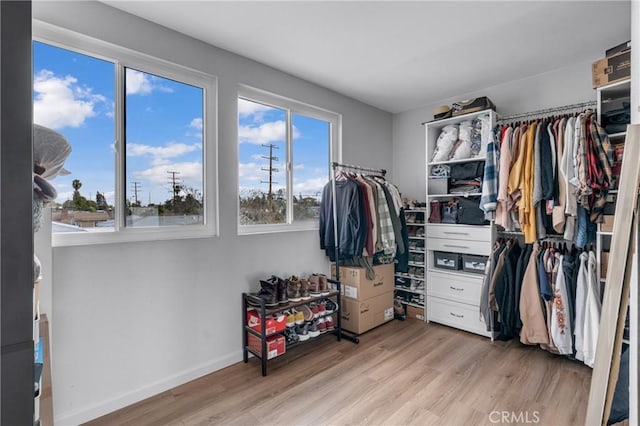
xmin=423 ymin=110 xmax=496 ymax=338
xmin=395 ymin=208 xmax=426 ymax=320
xmin=596 ymin=78 xmax=631 ymax=345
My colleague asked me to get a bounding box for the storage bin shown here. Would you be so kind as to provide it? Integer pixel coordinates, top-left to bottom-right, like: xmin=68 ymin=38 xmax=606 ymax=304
xmin=428 ymin=176 xmax=448 ymax=194
xmin=433 ymin=251 xmax=461 ymax=271
xmin=461 ymin=254 xmax=488 ymax=274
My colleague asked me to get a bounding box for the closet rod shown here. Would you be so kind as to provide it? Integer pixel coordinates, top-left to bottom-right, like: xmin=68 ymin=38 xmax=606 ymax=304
xmin=497 ymin=100 xmax=597 ymax=122
xmin=332 ymin=161 xmax=387 ymax=176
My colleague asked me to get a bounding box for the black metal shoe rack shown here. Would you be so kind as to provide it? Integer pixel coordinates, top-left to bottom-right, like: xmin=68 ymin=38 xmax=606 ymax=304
xmin=242 ymin=278 xmax=348 ymax=376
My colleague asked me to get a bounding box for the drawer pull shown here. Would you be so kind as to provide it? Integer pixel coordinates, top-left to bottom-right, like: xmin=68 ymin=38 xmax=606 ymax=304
xmin=443 ymin=231 xmax=469 ymax=236
xmin=450 ymin=312 xmax=464 ymax=318
xmin=443 ymin=244 xmax=469 ymax=250
xmin=449 ymin=286 xmax=464 ymax=291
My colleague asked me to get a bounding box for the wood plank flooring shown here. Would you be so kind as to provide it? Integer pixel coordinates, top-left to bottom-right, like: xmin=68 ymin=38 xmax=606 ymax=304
xmin=87 ymin=319 xmax=592 ymax=426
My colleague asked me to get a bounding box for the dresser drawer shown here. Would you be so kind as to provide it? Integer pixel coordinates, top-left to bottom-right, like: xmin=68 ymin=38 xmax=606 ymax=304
xmin=426 ymin=224 xmax=491 ymax=242
xmin=427 ymin=238 xmax=491 ymax=256
xmin=427 ymin=271 xmax=483 ymax=305
xmin=427 ymin=296 xmax=491 ymax=337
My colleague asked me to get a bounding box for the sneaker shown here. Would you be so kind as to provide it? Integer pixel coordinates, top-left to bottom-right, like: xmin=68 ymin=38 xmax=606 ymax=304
xmin=294 ymin=324 xmax=310 ymax=342
xmin=284 ymin=328 xmax=299 ymax=345
xmin=317 ymin=301 xmax=326 ymax=317
xmin=287 ymin=276 xmax=302 ymax=302
xmin=308 ymin=274 xmax=321 ymax=297
xmin=410 ymin=279 xmax=418 ymax=291
xmin=308 ymin=320 xmax=320 ymax=338
xmin=299 ymin=304 xmax=314 ymax=322
xmin=317 ymin=317 xmax=327 ymax=334
xmin=285 ymin=311 xmax=295 ymax=328
xmin=325 ymin=315 xmax=335 ymax=331
xmin=319 ymin=274 xmax=330 ymax=296
xmin=324 ymin=299 xmax=338 ymax=314
xmin=293 ymin=309 xmax=305 ymax=325
xmin=310 ymin=303 xmax=320 ymax=318
xmin=299 ymin=278 xmax=311 ymax=300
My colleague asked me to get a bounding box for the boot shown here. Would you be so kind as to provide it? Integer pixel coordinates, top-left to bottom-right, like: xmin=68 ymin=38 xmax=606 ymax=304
xmin=308 ymin=274 xmax=321 ymax=297
xmin=299 ymin=278 xmax=311 ymax=300
xmin=318 ymin=274 xmax=330 ymax=296
xmin=287 ymin=276 xmax=301 ymax=302
xmin=276 ymin=276 xmax=288 ymax=305
xmin=257 ymin=278 xmax=278 ymax=307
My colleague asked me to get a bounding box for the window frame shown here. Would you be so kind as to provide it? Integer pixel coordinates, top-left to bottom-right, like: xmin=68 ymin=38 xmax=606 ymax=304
xmin=34 ymin=21 xmax=219 ymax=247
xmin=237 ymin=85 xmax=342 ymax=235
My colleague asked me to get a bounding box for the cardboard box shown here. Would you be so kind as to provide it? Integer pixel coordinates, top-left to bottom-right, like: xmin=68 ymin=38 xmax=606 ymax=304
xmin=246 ymin=309 xmax=286 ymax=335
xmin=601 ymin=252 xmax=610 ymax=280
xmin=331 ymin=263 xmax=394 ymax=300
xmin=406 ymin=305 xmax=425 ymax=321
xmin=592 ymin=50 xmax=631 ymax=88
xmin=601 ymin=215 xmax=614 ymax=233
xmin=340 ymin=291 xmax=394 ymax=334
xmin=247 ymin=333 xmax=285 ymax=360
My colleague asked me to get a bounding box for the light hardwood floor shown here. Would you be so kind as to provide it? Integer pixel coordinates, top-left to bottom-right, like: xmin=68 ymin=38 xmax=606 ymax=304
xmin=87 ymin=319 xmax=592 ymax=426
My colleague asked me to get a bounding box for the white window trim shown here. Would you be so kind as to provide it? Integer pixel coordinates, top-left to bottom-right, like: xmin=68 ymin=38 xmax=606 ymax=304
xmin=33 ymin=21 xmax=219 ymax=247
xmin=237 ymin=85 xmax=342 ymax=235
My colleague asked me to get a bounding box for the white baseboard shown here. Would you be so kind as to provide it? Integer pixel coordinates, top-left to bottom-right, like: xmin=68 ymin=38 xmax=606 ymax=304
xmin=54 ymin=351 xmax=242 ymax=426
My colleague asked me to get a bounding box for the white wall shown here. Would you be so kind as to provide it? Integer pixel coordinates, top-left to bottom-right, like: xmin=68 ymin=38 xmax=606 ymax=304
xmin=392 ymin=60 xmax=599 ymax=200
xmin=33 ymin=2 xmax=392 ymax=424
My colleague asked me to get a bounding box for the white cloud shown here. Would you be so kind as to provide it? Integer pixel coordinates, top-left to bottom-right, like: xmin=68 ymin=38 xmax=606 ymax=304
xmin=126 ymin=69 xmax=153 ymax=95
xmin=126 ymin=69 xmax=174 ymax=96
xmin=239 ymin=161 xmax=286 ymax=183
xmin=55 ymin=190 xmax=74 ymax=203
xmin=134 ymin=161 xmax=202 ymax=186
xmin=293 ymin=177 xmax=328 ymax=195
xmin=189 ymin=118 xmax=203 ymax=130
xmin=127 ymin=142 xmax=200 ymax=159
xmin=238 ymin=121 xmax=300 ymax=145
xmin=34 ymin=69 xmax=105 ymax=129
xmin=238 ymin=98 xmax=272 ymax=118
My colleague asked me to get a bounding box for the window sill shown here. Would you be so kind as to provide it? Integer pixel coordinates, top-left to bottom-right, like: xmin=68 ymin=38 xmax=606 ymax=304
xmin=52 ymin=225 xmax=217 ymax=247
xmin=238 ymin=222 xmax=319 ymax=236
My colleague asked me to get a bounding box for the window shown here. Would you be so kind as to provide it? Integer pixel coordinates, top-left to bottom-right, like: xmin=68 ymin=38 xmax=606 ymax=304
xmin=33 ymin=24 xmax=217 ymax=245
xmin=238 ymin=87 xmax=340 ymax=234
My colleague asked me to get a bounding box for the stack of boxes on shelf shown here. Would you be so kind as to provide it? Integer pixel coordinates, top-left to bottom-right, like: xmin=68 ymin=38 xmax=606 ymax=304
xmin=246 ymin=310 xmax=287 ymax=360
xmin=331 ymin=263 xmax=394 ymax=334
xmin=394 ymin=208 xmax=426 ymax=320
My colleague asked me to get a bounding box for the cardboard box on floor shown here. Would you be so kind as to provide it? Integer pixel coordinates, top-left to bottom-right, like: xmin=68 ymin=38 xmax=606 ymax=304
xmin=340 ymin=291 xmax=394 ymax=334
xmin=406 ymin=304 xmax=425 ymax=321
xmin=330 ymin=263 xmax=394 ymax=300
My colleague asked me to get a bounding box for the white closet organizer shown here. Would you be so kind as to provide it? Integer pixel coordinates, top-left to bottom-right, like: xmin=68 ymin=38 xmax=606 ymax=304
xmin=423 ymin=110 xmax=496 ymax=338
xmin=394 ymin=208 xmax=426 ymax=320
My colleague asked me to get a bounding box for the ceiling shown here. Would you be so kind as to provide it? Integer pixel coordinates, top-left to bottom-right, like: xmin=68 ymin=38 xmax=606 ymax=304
xmin=102 ymin=1 xmax=630 ymax=114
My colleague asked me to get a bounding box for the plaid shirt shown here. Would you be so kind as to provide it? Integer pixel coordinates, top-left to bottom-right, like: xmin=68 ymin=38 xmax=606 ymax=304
xmin=369 ymin=178 xmax=396 ymax=257
xmin=587 ymin=113 xmax=613 ymax=222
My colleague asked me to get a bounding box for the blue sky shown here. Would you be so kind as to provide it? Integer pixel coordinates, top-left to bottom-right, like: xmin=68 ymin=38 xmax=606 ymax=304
xmin=34 ymin=41 xmax=329 ymax=207
xmin=238 ymin=99 xmax=330 ymax=200
xmin=33 ymin=41 xmax=203 ymax=206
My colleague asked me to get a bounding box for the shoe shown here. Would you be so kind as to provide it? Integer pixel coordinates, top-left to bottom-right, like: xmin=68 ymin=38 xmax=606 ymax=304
xmin=325 ymin=315 xmax=335 ymax=331
xmin=324 ymin=299 xmax=338 ymax=314
xmin=415 ymin=268 xmax=424 ymax=278
xmin=317 ymin=301 xmax=326 ymax=317
xmin=299 ymin=304 xmax=314 ymax=322
xmin=284 ymin=328 xmax=299 ymax=345
xmin=308 ymin=320 xmax=320 ymax=338
xmin=394 ymin=298 xmax=405 ymax=315
xmin=256 ymin=279 xmax=278 ymax=307
xmin=309 ymin=303 xmax=320 ymax=319
xmin=416 ymin=228 xmax=425 ymax=237
xmin=410 ymin=279 xmax=418 ymax=291
xmin=285 ymin=311 xmax=295 ymax=328
xmin=287 ymin=276 xmax=302 ymax=302
xmin=308 ymin=274 xmax=321 ymax=297
xmin=319 ymin=274 xmax=330 ymax=296
xmin=293 ymin=309 xmax=304 ymax=325
xmin=299 ymin=278 xmax=311 ymax=300
xmin=294 ymin=324 xmax=310 ymax=342
xmin=317 ymin=317 xmax=327 ymax=334
xmin=275 ymin=276 xmax=288 ymax=305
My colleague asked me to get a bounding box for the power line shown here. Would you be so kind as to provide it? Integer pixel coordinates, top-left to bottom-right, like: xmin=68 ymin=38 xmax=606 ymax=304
xmin=131 ymin=181 xmax=141 ymax=205
xmin=260 ymin=144 xmax=279 ymax=211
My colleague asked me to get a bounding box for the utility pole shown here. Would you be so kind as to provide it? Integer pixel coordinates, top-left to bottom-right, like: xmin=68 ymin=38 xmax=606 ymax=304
xmin=131 ymin=181 xmax=141 ymax=206
xmin=261 ymin=143 xmax=279 ymax=211
xmin=167 ymin=171 xmax=182 ymax=210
